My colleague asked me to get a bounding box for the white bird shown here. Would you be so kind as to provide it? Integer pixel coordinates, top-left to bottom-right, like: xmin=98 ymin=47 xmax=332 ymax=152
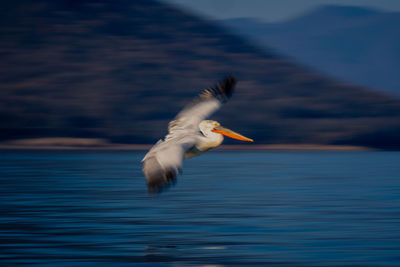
xmin=142 ymin=76 xmax=253 ymax=193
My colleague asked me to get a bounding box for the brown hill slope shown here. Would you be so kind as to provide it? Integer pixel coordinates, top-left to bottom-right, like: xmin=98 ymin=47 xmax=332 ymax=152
xmin=0 ymin=0 xmax=400 ymax=148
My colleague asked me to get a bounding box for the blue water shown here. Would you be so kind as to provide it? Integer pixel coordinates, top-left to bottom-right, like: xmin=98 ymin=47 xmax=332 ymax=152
xmin=1 ymin=150 xmax=400 ymax=266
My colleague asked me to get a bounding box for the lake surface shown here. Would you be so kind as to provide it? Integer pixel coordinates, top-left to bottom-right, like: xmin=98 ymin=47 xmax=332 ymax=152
xmin=1 ymin=149 xmax=400 ymax=266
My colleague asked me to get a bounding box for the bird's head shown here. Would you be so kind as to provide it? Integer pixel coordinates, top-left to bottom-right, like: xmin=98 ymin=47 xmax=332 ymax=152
xmin=199 ymin=120 xmax=253 ymax=142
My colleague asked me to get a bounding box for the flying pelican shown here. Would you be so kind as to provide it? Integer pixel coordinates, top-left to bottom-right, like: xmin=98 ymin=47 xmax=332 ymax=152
xmin=142 ymin=76 xmax=253 ymax=193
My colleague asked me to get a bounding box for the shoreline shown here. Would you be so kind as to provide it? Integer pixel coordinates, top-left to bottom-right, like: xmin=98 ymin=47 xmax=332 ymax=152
xmin=0 ymin=137 xmax=372 ymax=151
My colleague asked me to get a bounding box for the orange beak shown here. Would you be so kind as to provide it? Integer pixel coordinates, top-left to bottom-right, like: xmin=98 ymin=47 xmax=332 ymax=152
xmin=211 ymin=126 xmax=254 ymax=142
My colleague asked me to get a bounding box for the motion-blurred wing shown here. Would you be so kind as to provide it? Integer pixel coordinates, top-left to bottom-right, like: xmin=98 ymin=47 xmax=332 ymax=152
xmin=142 ymin=75 xmax=236 ymax=193
xmin=142 ymin=136 xmax=195 ymax=193
xmin=166 ymin=75 xmax=236 ymax=140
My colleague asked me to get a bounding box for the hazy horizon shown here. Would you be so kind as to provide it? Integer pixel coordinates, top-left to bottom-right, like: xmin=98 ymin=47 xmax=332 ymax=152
xmin=162 ymin=0 xmax=400 ymax=22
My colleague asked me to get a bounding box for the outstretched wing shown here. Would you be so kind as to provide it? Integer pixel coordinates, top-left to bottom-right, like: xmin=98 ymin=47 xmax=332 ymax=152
xmin=142 ymin=135 xmax=196 ymax=193
xmin=142 ymin=75 xmax=236 ymax=193
xmin=166 ymin=75 xmax=236 ymax=140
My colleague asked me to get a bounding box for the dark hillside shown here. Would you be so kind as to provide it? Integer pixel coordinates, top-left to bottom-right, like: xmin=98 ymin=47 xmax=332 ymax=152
xmin=1 ymin=0 xmax=400 ymax=148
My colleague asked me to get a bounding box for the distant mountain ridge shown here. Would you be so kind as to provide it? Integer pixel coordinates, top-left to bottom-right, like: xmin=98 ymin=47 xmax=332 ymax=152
xmin=1 ymin=1 xmax=400 ymax=148
xmin=222 ymin=5 xmax=400 ymax=95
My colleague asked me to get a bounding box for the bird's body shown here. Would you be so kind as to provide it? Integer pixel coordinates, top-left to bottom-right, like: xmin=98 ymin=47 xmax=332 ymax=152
xmin=142 ymin=76 xmax=253 ymax=193
xmin=184 ymin=120 xmax=224 ymax=158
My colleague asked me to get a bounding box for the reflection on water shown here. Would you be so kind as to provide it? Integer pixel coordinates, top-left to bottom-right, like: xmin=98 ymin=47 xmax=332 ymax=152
xmin=1 ymin=150 xmax=400 ymax=266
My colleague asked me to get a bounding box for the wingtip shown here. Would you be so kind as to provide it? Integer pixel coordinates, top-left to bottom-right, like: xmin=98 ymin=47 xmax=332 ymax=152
xmin=147 ymin=178 xmax=177 ymax=194
xmin=220 ymin=75 xmax=236 ymax=99
xmin=146 ymin=170 xmax=177 ymax=194
xmin=200 ymin=75 xmax=237 ymax=103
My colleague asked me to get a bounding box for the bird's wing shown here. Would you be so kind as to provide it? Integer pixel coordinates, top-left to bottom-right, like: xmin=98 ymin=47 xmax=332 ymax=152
xmin=142 ymin=135 xmax=197 ymax=193
xmin=142 ymin=75 xmax=236 ymax=193
xmin=165 ymin=75 xmax=236 ymax=140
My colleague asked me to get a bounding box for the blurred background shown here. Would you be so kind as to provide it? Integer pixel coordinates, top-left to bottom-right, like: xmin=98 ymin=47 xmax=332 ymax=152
xmin=1 ymin=0 xmax=400 ymax=148
xmin=2 ymin=1 xmax=400 ymax=266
